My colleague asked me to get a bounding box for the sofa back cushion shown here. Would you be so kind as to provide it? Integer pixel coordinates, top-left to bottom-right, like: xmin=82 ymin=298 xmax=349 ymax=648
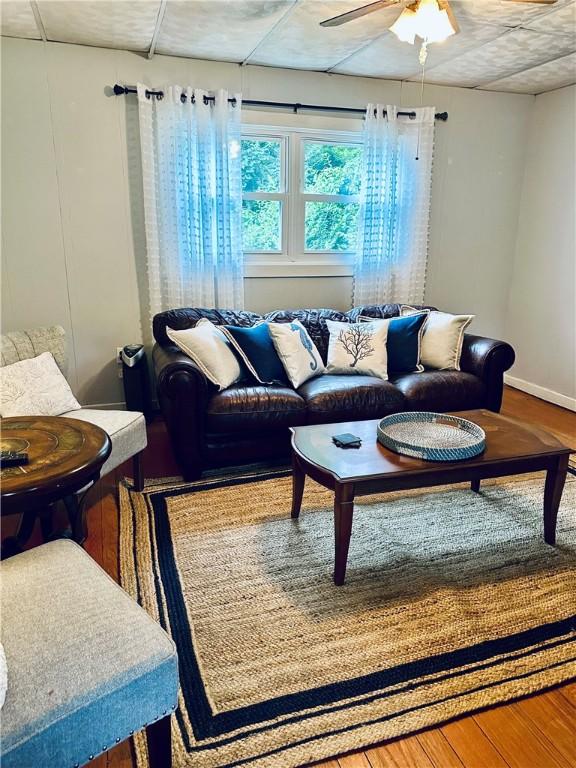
xmin=264 ymin=309 xmax=349 ymax=363
xmin=153 ymin=308 xmax=263 ymax=347
xmin=346 ymin=303 xmax=436 ymax=323
xmin=152 ymin=305 xmax=437 ymax=364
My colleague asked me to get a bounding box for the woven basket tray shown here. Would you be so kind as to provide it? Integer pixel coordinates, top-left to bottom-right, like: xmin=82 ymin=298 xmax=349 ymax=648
xmin=377 ymin=412 xmax=486 ymax=462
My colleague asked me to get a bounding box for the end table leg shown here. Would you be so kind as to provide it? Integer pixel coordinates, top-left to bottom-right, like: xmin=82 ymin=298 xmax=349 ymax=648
xmin=471 ymin=479 xmax=481 ymax=493
xmin=544 ymin=454 xmax=569 ymax=546
xmin=334 ymin=483 xmax=354 ymax=586
xmin=291 ymin=453 xmax=305 ymax=519
xmin=63 ymin=493 xmax=88 ymax=545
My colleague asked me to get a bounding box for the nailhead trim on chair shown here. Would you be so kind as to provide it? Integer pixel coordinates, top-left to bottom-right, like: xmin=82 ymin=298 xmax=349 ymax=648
xmin=71 ymin=709 xmax=175 ymax=767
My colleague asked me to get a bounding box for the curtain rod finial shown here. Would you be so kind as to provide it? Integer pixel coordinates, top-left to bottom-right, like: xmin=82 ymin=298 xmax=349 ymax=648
xmin=113 ymin=84 xmax=128 ymax=96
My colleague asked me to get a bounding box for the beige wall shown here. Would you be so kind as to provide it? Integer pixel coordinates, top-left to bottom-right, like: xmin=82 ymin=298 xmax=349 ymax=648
xmin=504 ymin=85 xmax=576 ymax=409
xmin=1 ymin=37 xmax=533 ymax=405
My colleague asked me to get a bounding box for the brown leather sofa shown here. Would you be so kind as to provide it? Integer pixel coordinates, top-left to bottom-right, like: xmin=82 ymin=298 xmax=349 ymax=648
xmin=152 ymin=305 xmax=515 ymax=480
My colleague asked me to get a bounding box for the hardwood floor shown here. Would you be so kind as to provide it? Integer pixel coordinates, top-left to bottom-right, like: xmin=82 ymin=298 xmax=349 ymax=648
xmin=71 ymin=388 xmax=576 ymax=767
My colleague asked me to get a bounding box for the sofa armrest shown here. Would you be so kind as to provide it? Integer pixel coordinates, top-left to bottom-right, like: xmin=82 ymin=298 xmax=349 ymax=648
xmin=460 ymin=334 xmax=515 ymax=412
xmin=152 ymin=344 xmax=215 ymax=480
xmin=153 ymin=344 xmax=213 ymax=398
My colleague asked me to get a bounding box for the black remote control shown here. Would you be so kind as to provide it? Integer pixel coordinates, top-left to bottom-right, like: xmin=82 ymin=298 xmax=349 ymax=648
xmin=0 ymin=451 xmax=29 ymax=467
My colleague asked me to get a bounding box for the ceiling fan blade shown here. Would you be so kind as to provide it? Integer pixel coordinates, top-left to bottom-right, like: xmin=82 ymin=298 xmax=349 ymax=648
xmin=320 ymin=0 xmax=400 ymax=27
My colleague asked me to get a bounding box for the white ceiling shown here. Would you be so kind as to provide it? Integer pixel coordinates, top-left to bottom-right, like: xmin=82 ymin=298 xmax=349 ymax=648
xmin=1 ymin=0 xmax=575 ymax=94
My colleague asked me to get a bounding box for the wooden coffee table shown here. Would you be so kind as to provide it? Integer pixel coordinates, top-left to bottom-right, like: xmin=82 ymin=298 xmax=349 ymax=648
xmin=1 ymin=416 xmax=111 ymax=556
xmin=290 ymin=410 xmax=572 ymax=585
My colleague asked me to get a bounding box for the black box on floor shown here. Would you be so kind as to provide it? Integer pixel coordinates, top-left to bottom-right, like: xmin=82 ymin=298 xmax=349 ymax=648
xmin=121 ymin=345 xmax=152 ymax=421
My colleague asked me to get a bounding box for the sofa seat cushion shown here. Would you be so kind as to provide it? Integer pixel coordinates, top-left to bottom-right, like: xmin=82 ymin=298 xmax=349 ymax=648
xmin=390 ymin=371 xmax=487 ymax=412
xmin=62 ymin=408 xmax=147 ymax=477
xmin=207 ymin=385 xmax=307 ymax=433
xmin=298 ymin=374 xmax=406 ymax=424
xmin=0 ymin=540 xmax=178 ymax=768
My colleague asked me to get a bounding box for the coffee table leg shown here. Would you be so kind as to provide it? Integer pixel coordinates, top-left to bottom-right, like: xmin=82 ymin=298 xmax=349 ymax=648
xmin=543 ymin=454 xmax=569 ymax=545
xmin=291 ymin=453 xmax=306 ymax=519
xmin=471 ymin=479 xmax=481 ymax=493
xmin=334 ymin=483 xmax=354 ymax=586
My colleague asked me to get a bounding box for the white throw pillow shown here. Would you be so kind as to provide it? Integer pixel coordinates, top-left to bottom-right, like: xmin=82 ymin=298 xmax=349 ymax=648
xmin=0 ymin=352 xmax=80 ymax=417
xmin=167 ymin=319 xmax=241 ymax=390
xmin=268 ymin=321 xmax=325 ymax=389
xmin=401 ymin=306 xmax=474 ymax=370
xmin=326 ymin=319 xmax=390 ymax=380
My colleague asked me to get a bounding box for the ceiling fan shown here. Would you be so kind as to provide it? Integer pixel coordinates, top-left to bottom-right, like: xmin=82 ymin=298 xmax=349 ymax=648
xmin=320 ymin=0 xmax=558 ymax=31
xmin=320 ymin=0 xmax=557 ymax=65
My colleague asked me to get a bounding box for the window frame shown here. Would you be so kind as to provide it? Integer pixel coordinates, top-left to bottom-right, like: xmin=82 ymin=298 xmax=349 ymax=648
xmin=241 ymin=124 xmax=363 ymax=276
xmin=241 ymin=133 xmax=288 ymax=256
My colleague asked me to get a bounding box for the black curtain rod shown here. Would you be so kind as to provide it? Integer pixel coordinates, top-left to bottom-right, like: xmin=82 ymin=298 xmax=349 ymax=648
xmin=112 ymin=85 xmax=448 ymax=121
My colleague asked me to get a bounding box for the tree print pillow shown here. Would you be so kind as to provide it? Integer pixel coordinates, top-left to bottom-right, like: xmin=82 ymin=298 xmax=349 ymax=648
xmin=326 ymin=319 xmax=390 ymax=380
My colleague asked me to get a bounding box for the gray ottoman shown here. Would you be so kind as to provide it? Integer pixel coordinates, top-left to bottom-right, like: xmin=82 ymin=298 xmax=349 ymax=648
xmin=0 ymin=540 xmax=179 ymax=768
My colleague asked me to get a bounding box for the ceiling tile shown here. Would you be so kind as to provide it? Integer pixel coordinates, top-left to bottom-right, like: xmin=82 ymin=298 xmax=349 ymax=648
xmin=37 ymin=1 xmax=160 ymax=51
xmin=156 ymin=0 xmax=294 ymax=62
xmin=447 ymin=0 xmax=571 ymax=28
xmin=522 ymin=1 xmax=575 ymax=39
xmin=332 ymin=32 xmax=425 ymax=79
xmin=247 ymin=0 xmax=399 ymax=70
xmin=480 ymin=50 xmax=576 ymax=93
xmin=1 ymin=2 xmax=41 ymax=39
xmin=420 ymin=27 xmax=576 ymax=87
xmin=335 ymin=21 xmax=505 ymax=79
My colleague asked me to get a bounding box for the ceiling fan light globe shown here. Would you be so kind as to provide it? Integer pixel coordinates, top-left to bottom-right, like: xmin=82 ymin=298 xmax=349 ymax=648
xmin=390 ymin=0 xmax=457 ymax=45
xmin=416 ymin=4 xmax=456 ymax=42
xmin=389 ymin=7 xmax=417 ymax=44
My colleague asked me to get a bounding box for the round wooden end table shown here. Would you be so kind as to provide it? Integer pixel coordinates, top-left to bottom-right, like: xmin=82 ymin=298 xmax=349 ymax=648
xmin=1 ymin=416 xmax=111 ymax=557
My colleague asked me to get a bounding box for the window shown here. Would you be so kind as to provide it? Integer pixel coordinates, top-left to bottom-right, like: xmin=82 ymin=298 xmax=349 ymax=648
xmin=302 ymin=141 xmax=361 ymax=252
xmin=241 ymin=128 xmax=363 ymax=267
xmin=241 ymin=137 xmax=286 ymax=253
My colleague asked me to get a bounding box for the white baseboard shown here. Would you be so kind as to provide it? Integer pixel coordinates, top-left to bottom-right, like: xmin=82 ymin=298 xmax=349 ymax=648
xmin=81 ymin=400 xmax=160 ymax=412
xmin=82 ymin=401 xmax=126 ymax=410
xmin=504 ymin=374 xmax=576 ymax=412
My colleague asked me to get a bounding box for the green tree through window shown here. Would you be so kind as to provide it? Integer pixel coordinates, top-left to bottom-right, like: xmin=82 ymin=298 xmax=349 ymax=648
xmin=241 ymin=133 xmax=362 ymax=256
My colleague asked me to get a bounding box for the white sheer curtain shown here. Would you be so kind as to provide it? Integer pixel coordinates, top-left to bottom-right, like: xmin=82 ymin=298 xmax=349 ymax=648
xmin=137 ymin=84 xmax=244 ymax=318
xmin=353 ymin=105 xmax=435 ymax=306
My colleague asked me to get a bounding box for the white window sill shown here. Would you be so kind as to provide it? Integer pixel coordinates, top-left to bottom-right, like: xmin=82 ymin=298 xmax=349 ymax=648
xmin=244 ymin=259 xmax=354 ymax=278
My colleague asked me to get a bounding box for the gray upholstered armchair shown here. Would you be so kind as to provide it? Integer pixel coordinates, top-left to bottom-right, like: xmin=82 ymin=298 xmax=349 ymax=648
xmin=0 ymin=326 xmax=147 ymax=489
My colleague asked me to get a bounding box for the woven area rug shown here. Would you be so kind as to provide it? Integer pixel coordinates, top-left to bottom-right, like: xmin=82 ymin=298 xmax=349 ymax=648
xmin=119 ymin=469 xmax=576 ymax=768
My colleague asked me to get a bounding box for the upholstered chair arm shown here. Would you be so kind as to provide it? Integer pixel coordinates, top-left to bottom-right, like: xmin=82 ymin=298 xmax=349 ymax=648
xmin=459 ymin=334 xmax=516 ymax=412
xmin=153 ymin=344 xmax=215 ymax=480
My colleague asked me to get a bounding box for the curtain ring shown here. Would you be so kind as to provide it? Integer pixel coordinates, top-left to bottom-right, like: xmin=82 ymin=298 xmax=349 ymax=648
xmin=157 ymin=92 xmax=163 ymax=101
xmin=180 ymin=93 xmax=186 ymax=104
xmin=231 ymin=97 xmax=237 ymax=108
xmin=191 ymin=93 xmax=196 ymax=104
xmin=203 ymin=94 xmax=209 ymax=105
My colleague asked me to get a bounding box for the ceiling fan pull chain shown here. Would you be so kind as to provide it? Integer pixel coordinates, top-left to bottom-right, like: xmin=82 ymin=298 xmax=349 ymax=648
xmin=415 ymin=46 xmax=427 ymax=161
xmin=419 ymin=40 xmax=428 ymax=67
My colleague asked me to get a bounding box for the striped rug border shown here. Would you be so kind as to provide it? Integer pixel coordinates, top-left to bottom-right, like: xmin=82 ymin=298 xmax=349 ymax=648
xmin=120 ymin=470 xmax=576 ymax=768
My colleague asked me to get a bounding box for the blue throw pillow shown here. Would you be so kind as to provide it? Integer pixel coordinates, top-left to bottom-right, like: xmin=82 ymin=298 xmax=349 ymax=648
xmin=221 ymin=324 xmax=289 ymax=386
xmin=361 ymin=312 xmax=428 ymax=373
